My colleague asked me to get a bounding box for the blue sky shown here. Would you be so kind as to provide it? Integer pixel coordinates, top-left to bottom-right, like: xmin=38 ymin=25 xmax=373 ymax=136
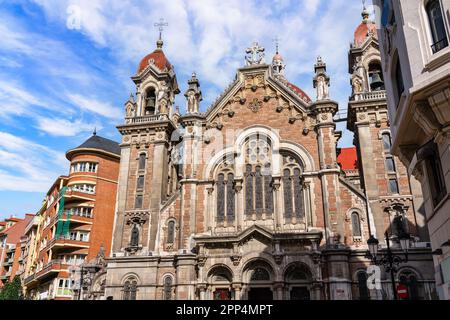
xmin=0 ymin=0 xmax=373 ymax=220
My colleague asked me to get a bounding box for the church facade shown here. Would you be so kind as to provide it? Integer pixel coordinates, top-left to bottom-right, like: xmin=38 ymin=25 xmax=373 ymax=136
xmin=99 ymin=12 xmax=437 ymax=300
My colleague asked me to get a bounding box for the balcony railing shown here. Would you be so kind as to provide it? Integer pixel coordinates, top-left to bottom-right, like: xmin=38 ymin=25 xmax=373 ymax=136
xmin=352 ymin=90 xmax=386 ymax=101
xmin=125 ymin=114 xmax=169 ymax=124
xmin=431 ymin=38 xmax=448 ymax=54
xmin=24 ymin=274 xmax=35 ymax=284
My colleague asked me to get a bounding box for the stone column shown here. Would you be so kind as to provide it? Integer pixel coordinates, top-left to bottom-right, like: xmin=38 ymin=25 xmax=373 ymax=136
xmin=198 ymin=284 xmax=207 ymax=300
xmin=232 ymin=283 xmax=242 ymax=300
xmin=272 ymin=177 xmax=282 ymax=231
xmin=274 ymin=282 xmax=284 ymax=300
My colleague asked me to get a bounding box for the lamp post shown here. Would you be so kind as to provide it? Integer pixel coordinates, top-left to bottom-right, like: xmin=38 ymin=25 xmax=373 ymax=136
xmin=366 ymin=231 xmax=410 ymax=300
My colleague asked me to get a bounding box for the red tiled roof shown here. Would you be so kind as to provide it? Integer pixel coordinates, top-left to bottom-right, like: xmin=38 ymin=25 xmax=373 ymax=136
xmin=337 ymin=147 xmax=358 ymax=171
xmin=137 ymin=49 xmax=172 ymax=74
xmin=354 ymin=21 xmax=378 ymax=47
xmin=286 ymin=82 xmax=312 ymax=103
xmin=2 ymin=215 xmax=33 ymax=245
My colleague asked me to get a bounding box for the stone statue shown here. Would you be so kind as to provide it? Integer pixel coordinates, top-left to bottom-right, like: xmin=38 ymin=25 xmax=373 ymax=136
xmin=130 ymin=224 xmax=139 ymax=247
xmin=316 ymin=75 xmax=329 ymax=100
xmin=187 ymin=91 xmax=197 ymax=113
xmin=352 ymin=77 xmax=363 ymax=94
xmin=125 ymin=103 xmax=134 ymax=117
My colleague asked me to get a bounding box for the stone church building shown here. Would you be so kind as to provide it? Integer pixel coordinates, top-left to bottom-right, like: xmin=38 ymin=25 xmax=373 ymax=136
xmin=97 ymin=11 xmax=437 ymax=300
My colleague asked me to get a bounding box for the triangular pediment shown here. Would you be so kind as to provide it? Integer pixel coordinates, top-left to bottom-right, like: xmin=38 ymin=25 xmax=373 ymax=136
xmin=204 ymin=64 xmax=312 ymax=126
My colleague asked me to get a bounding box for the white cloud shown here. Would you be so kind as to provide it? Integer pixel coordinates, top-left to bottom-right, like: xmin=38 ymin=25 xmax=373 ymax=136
xmin=35 ymin=116 xmax=100 ymax=136
xmin=67 ymin=93 xmax=122 ymax=120
xmin=0 ymin=131 xmax=67 ymax=192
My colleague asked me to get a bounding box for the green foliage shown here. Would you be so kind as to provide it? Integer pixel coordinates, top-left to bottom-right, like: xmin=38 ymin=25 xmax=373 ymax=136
xmin=0 ymin=276 xmax=23 ymax=300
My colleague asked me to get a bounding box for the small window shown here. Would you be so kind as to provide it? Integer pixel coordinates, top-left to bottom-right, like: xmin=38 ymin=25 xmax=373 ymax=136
xmin=163 ymin=276 xmax=173 ymax=300
xmin=394 ymin=61 xmax=404 ymax=106
xmin=135 ymin=195 xmax=143 ymax=209
xmin=382 ymin=133 xmax=392 ymax=151
xmin=167 ymin=221 xmax=175 ymax=244
xmin=137 ymin=176 xmax=144 ymax=190
xmin=389 ymin=179 xmax=399 ymax=194
xmin=351 ymin=212 xmax=362 ymax=237
xmin=427 ymin=0 xmax=448 ymax=53
xmin=138 ymin=154 xmax=146 ymax=170
xmin=385 ymin=157 xmax=396 ymax=172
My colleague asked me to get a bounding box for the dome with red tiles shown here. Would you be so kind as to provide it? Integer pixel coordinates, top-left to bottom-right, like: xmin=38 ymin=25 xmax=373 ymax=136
xmin=137 ymin=40 xmax=173 ymax=74
xmin=354 ymin=8 xmax=378 ymax=47
xmin=286 ymin=82 xmax=312 ymax=103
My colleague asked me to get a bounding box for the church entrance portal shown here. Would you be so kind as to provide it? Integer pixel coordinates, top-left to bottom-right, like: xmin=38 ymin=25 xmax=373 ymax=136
xmin=248 ymin=288 xmax=273 ymax=300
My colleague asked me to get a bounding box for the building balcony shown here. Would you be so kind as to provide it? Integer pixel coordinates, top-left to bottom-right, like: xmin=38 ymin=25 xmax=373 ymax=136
xmin=4 ymin=258 xmax=14 ymax=266
xmin=34 ymin=260 xmax=70 ymax=281
xmin=51 ymin=236 xmax=90 ymax=250
xmin=64 ymin=189 xmax=96 ymax=201
xmin=24 ymin=273 xmax=35 ymax=285
xmin=351 ymin=90 xmax=386 ymax=102
xmin=125 ymin=113 xmax=170 ymax=125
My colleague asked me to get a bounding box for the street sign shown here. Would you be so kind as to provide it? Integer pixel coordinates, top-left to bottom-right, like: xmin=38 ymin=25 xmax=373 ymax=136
xmin=397 ymin=284 xmax=408 ymax=299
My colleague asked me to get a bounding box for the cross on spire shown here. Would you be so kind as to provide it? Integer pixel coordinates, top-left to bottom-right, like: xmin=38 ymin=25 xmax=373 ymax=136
xmin=272 ymin=37 xmax=281 ymax=54
xmin=154 ymin=18 xmax=168 ymax=41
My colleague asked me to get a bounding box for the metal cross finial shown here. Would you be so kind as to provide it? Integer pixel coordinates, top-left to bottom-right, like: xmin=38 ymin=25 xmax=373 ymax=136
xmin=272 ymin=37 xmax=281 ymax=54
xmin=154 ymin=18 xmax=168 ymax=40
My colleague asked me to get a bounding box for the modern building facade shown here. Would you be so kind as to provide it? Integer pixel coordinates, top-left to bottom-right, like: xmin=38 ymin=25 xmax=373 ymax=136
xmin=98 ymin=11 xmax=436 ymax=301
xmin=22 ymin=133 xmax=120 ymax=300
xmin=373 ymin=0 xmax=450 ymax=299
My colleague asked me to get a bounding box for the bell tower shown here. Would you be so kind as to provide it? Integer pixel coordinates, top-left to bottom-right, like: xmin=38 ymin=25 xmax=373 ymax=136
xmin=346 ymin=7 xmax=426 ymax=244
xmin=112 ymin=35 xmax=181 ymax=256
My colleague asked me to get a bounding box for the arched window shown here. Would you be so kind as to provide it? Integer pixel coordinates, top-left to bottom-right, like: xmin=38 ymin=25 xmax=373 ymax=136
xmin=426 ymin=0 xmax=448 ymax=53
xmin=282 ymin=154 xmax=304 ymax=220
xmin=382 ymin=132 xmax=392 ymax=151
xmin=138 ymin=153 xmax=146 ymax=170
xmin=357 ymin=271 xmax=370 ymax=300
xmin=123 ymin=278 xmax=138 ymax=300
xmin=216 ymin=172 xmax=235 ymax=222
xmin=144 ymin=87 xmax=156 ymax=115
xmin=243 ymin=136 xmax=273 ymax=218
xmin=351 ymin=212 xmax=362 ymax=237
xmin=167 ymin=220 xmax=175 ymax=244
xmin=368 ymin=61 xmax=385 ymax=91
xmin=163 ymin=276 xmax=173 ymax=300
xmin=250 ymin=267 xmax=271 ymax=281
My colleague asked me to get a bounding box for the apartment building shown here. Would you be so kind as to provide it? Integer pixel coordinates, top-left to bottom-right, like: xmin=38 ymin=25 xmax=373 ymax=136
xmin=23 ymin=133 xmax=120 ymax=300
xmin=373 ymin=0 xmax=450 ymax=299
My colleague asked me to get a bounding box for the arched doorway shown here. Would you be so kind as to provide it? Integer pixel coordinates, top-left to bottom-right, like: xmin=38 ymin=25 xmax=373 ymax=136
xmin=284 ymin=263 xmax=312 ymax=300
xmin=244 ymin=260 xmax=274 ymax=300
xmin=208 ymin=266 xmax=233 ymax=300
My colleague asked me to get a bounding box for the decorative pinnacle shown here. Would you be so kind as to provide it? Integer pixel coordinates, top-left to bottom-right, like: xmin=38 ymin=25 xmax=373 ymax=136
xmin=93 ymin=127 xmax=97 ymax=136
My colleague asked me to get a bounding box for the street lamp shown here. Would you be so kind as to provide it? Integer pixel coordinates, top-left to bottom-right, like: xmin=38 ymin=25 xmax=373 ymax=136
xmin=366 ymin=231 xmax=410 ymax=300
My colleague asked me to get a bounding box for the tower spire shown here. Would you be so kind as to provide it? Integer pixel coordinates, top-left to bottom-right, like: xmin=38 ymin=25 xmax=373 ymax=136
xmin=361 ymin=0 xmax=369 ymax=22
xmin=154 ymin=18 xmax=168 ymax=49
